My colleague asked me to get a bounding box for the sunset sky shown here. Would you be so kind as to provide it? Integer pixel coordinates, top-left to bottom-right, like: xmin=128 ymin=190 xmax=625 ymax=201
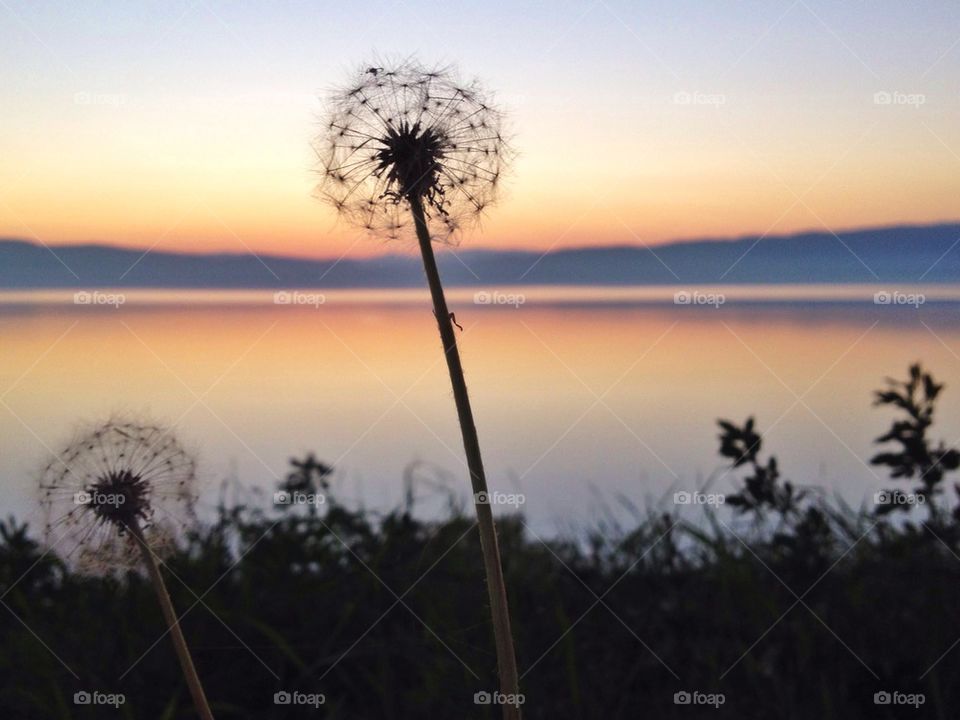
xmin=1 ymin=0 xmax=958 ymax=259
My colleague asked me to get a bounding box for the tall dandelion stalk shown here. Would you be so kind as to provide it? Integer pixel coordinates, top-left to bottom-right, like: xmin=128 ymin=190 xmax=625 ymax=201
xmin=40 ymin=420 xmax=215 ymax=720
xmin=315 ymin=59 xmax=521 ymax=715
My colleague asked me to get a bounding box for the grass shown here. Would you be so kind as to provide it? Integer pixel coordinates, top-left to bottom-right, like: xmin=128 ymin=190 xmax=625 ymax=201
xmin=1 ymin=475 xmax=959 ymax=718
xmin=3 ymin=364 xmax=960 ymax=718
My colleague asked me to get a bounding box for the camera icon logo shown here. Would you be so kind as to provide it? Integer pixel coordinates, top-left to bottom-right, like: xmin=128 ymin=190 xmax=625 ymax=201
xmin=873 ymin=91 xmax=892 ymax=105
xmin=674 ymin=691 xmax=692 ymax=705
xmin=874 ymin=291 xmax=891 ymax=305
xmin=474 ymin=491 xmax=489 ymax=505
xmin=474 ymin=691 xmax=492 ymax=704
xmin=74 ymin=291 xmax=92 ymax=305
xmin=474 ymin=291 xmax=491 ymax=305
xmin=673 ymin=491 xmax=691 ymax=505
xmin=73 ymin=691 xmax=92 ymax=705
xmin=874 ymin=691 xmax=891 ymax=705
xmin=274 ymin=691 xmax=292 ymax=705
xmin=874 ymin=491 xmax=892 ymax=505
xmin=673 ymin=291 xmax=691 ymax=305
xmin=74 ymin=490 xmax=92 ymax=505
xmin=273 ymin=491 xmax=291 ymax=505
xmin=273 ymin=291 xmax=291 ymax=305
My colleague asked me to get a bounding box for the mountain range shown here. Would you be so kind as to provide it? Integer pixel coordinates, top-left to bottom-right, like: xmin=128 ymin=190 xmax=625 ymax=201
xmin=1 ymin=223 xmax=958 ymax=289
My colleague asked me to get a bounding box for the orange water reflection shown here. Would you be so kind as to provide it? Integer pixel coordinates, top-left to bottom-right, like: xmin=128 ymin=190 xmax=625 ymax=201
xmin=2 ymin=291 xmax=960 ymax=531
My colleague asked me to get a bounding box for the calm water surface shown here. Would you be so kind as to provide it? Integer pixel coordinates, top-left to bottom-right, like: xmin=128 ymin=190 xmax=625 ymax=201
xmin=2 ymin=285 xmax=959 ymax=533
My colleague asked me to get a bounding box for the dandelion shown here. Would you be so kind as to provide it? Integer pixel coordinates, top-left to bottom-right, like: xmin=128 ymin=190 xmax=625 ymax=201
xmin=315 ymin=59 xmax=508 ymax=244
xmin=315 ymin=59 xmax=521 ymax=717
xmin=40 ymin=420 xmax=214 ymax=720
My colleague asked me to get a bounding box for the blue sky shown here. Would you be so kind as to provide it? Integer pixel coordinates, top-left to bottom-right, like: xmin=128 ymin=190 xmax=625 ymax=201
xmin=1 ymin=0 xmax=958 ymax=256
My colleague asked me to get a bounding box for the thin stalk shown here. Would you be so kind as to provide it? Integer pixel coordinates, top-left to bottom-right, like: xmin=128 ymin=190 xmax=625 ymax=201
xmin=409 ymin=197 xmax=521 ymax=719
xmin=129 ymin=519 xmax=215 ymax=720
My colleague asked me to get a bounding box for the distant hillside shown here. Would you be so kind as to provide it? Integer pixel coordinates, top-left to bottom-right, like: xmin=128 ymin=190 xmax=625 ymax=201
xmin=1 ymin=223 xmax=959 ymax=289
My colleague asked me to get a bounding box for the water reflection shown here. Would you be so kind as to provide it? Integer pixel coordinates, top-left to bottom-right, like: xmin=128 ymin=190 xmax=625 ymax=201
xmin=1 ymin=287 xmax=959 ymax=533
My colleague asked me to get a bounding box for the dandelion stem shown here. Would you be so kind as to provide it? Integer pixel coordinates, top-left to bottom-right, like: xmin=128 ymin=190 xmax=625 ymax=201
xmin=410 ymin=197 xmax=521 ymax=719
xmin=129 ymin=519 xmax=215 ymax=720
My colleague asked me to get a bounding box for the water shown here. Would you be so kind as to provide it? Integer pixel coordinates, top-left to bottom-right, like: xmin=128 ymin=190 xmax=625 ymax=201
xmin=2 ymin=285 xmax=959 ymax=534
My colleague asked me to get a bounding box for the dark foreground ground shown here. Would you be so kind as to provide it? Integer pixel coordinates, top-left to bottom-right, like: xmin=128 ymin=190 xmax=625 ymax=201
xmin=2 ymin=365 xmax=959 ymax=718
xmin=3 ymin=493 xmax=957 ymax=719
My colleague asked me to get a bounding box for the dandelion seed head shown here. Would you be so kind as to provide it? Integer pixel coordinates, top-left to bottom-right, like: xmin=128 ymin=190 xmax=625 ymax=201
xmin=38 ymin=419 xmax=198 ymax=575
xmin=314 ymin=59 xmax=510 ymax=245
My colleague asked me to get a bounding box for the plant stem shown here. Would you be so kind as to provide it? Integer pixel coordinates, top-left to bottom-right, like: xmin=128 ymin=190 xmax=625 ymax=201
xmin=129 ymin=519 xmax=215 ymax=720
xmin=409 ymin=198 xmax=521 ymax=719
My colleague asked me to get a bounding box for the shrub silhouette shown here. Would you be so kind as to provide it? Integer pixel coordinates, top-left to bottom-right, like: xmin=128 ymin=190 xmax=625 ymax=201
xmin=718 ymin=417 xmax=803 ymax=516
xmin=871 ymin=363 xmax=960 ymax=519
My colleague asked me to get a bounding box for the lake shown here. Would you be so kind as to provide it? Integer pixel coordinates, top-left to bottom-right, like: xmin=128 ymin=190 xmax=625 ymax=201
xmin=3 ymin=285 xmax=960 ymax=534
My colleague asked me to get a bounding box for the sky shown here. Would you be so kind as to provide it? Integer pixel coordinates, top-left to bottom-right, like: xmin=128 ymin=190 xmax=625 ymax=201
xmin=1 ymin=0 xmax=958 ymax=259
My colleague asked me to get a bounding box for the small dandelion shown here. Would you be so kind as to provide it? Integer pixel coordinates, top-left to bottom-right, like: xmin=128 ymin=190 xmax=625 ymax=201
xmin=315 ymin=58 xmax=520 ymax=717
xmin=39 ymin=419 xmax=214 ymax=720
xmin=40 ymin=420 xmax=196 ymax=573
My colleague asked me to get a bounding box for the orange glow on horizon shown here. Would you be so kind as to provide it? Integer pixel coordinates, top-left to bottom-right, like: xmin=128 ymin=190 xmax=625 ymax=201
xmin=2 ymin=4 xmax=959 ymax=260
xmin=4 ymin=127 xmax=959 ymax=260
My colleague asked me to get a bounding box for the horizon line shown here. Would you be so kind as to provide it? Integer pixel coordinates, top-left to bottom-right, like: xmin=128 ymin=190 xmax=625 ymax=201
xmin=3 ymin=218 xmax=959 ymax=264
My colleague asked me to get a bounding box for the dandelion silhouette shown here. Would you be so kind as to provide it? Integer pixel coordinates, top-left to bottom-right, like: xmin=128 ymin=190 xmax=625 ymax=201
xmin=40 ymin=420 xmax=214 ymax=720
xmin=316 ymin=59 xmax=521 ymax=717
xmin=40 ymin=421 xmax=195 ymax=572
xmin=315 ymin=59 xmax=508 ymax=244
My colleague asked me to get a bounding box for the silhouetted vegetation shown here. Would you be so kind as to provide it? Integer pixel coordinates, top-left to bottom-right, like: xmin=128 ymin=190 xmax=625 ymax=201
xmin=870 ymin=363 xmax=960 ymax=520
xmin=316 ymin=59 xmax=521 ymax=713
xmin=2 ymin=365 xmax=960 ymax=718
